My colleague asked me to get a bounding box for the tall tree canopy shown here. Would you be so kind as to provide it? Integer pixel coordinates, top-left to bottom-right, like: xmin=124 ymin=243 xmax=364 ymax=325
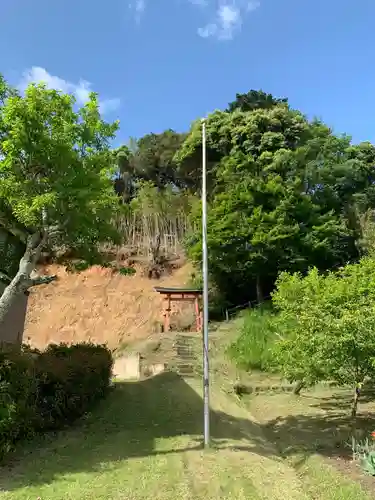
xmin=0 ymin=75 xmax=120 ymax=323
xmin=132 ymin=130 xmax=187 ymax=188
xmin=178 ymin=105 xmax=375 ymax=305
xmin=108 ymin=89 xmax=375 ymax=307
xmin=113 ymin=130 xmax=190 ymax=203
xmin=227 ymin=89 xmax=288 ymax=113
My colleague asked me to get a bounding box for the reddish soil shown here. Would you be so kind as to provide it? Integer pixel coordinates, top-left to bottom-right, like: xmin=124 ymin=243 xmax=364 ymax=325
xmin=24 ymin=262 xmax=194 ymax=350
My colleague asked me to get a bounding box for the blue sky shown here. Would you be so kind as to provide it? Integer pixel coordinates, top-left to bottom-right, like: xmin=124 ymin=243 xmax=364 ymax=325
xmin=2 ymin=0 xmax=374 ymax=145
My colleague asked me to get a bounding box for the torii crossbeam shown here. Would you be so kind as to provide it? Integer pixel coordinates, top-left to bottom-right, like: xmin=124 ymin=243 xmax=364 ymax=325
xmin=154 ymin=287 xmax=203 ymax=333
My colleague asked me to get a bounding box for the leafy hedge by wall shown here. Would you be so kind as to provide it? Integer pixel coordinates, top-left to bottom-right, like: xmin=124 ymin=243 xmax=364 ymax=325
xmin=0 ymin=342 xmax=113 ymax=461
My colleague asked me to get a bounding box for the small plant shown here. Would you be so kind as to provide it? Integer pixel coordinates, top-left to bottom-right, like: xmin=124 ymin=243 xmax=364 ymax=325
xmin=351 ymin=433 xmax=375 ymax=476
xmin=101 ymin=261 xmax=114 ymax=269
xmin=66 ymin=260 xmax=92 ymax=273
xmin=118 ymin=266 xmax=136 ymax=276
xmin=227 ymin=307 xmax=277 ymax=372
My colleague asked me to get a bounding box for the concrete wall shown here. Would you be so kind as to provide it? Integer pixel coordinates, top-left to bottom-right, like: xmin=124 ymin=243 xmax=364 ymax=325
xmin=0 ymin=281 xmax=28 ymax=345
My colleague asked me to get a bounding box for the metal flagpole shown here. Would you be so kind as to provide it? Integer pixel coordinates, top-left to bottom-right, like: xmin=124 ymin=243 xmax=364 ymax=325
xmin=201 ymin=118 xmax=210 ymax=447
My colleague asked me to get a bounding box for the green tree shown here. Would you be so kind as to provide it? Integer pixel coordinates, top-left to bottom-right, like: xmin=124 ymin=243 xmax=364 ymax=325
xmin=0 ymin=76 xmax=120 ymax=323
xmin=113 ymin=145 xmax=135 ymax=203
xmin=180 ymin=107 xmax=356 ymax=305
xmin=113 ymin=130 xmax=193 ymax=201
xmin=127 ymin=130 xmax=188 ymax=188
xmin=302 ymin=133 xmax=375 ymax=226
xmin=272 ymin=258 xmax=375 ymax=420
xmin=227 ymin=89 xmax=288 ymax=113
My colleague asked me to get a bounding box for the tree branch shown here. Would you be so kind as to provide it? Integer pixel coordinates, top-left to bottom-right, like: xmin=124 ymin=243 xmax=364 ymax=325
xmin=27 ymin=274 xmax=57 ymax=287
xmin=0 ymin=272 xmax=11 ymax=284
xmin=0 ymin=212 xmax=28 ymax=243
xmin=47 ymin=224 xmax=64 ymax=238
xmin=23 ymin=231 xmax=47 ymax=263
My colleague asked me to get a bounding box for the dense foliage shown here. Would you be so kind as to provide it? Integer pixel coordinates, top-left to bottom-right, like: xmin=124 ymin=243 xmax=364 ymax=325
xmin=227 ymin=307 xmax=277 ymax=372
xmin=0 ymin=74 xmax=122 ymax=321
xmin=3 ymin=71 xmax=375 ymax=314
xmin=229 ymin=257 xmax=375 ymax=417
xmin=109 ymin=89 xmax=375 ymax=309
xmin=273 ymin=259 xmax=375 ymax=394
xmin=0 ymin=76 xmax=120 ymax=256
xmin=178 ymin=108 xmax=375 ymax=304
xmin=0 ymin=342 xmax=113 ymax=461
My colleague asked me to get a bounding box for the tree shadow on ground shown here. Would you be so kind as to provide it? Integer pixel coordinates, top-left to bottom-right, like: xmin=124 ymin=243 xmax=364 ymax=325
xmin=2 ymin=373 xmax=375 ymax=493
xmin=261 ymin=391 xmax=375 ymax=464
xmin=265 ymin=413 xmax=375 ymax=460
xmin=305 ymin=389 xmax=375 ymax=412
xmin=0 ymin=371 xmax=276 ymax=492
xmin=251 ymin=389 xmax=375 ymax=496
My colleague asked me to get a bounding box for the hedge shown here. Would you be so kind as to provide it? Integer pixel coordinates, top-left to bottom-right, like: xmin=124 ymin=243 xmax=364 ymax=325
xmin=0 ymin=342 xmax=113 ymax=461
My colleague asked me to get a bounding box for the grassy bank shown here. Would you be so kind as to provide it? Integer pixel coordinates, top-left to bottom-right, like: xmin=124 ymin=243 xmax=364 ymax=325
xmin=0 ymin=320 xmax=373 ymax=499
xmin=0 ymin=372 xmax=305 ymax=500
xmin=227 ymin=306 xmax=277 ymax=372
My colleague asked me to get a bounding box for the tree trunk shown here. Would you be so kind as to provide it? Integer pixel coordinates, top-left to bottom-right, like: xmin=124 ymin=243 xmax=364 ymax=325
xmin=256 ymin=275 xmax=263 ymax=304
xmin=294 ymin=380 xmax=305 ymax=395
xmin=351 ymin=384 xmax=360 ymax=422
xmin=0 ymin=270 xmax=33 ymax=326
xmin=0 ymin=231 xmax=56 ymax=326
xmin=150 ymin=234 xmax=161 ymax=265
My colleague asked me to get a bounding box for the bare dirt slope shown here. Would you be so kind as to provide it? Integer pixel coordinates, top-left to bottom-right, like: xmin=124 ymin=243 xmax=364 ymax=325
xmin=24 ymin=262 xmax=193 ymax=350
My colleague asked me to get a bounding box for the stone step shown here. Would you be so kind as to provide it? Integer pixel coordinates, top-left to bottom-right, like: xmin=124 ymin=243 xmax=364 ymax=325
xmin=174 ymin=336 xmax=197 ymax=377
xmin=176 ymin=364 xmax=195 ymax=376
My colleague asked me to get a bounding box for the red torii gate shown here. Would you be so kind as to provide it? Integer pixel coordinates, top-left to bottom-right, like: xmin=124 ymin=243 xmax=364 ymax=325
xmin=154 ymin=287 xmax=203 ymax=333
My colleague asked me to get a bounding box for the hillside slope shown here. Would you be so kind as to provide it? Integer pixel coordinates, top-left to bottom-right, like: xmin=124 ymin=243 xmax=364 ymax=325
xmin=24 ymin=263 xmax=193 ymax=349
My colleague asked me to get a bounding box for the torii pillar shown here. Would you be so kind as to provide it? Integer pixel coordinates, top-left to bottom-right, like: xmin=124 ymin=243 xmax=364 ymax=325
xmin=154 ymin=287 xmax=203 ymax=332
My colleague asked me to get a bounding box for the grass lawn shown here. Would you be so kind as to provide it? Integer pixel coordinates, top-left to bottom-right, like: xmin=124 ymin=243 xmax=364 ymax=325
xmin=0 ymin=372 xmax=308 ymax=500
xmin=245 ymin=383 xmax=375 ymax=498
xmin=0 ymin=320 xmax=373 ymax=499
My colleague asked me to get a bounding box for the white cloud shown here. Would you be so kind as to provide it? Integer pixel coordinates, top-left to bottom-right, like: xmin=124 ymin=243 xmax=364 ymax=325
xmin=198 ymin=0 xmax=260 ymax=40
xmin=127 ymin=0 xmax=260 ymax=40
xmin=18 ymin=67 xmax=121 ymax=114
xmin=128 ymin=0 xmax=146 ymax=23
xmin=99 ymin=98 xmax=122 ymax=114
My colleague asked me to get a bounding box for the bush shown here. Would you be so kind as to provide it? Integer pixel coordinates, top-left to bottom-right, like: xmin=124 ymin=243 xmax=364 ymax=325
xmin=118 ymin=266 xmax=136 ymax=276
xmin=33 ymin=342 xmax=113 ymax=430
xmin=0 ymin=342 xmax=113 ymax=460
xmin=272 ymin=258 xmax=375 ymax=417
xmin=0 ymin=348 xmax=36 ymax=460
xmin=227 ymin=306 xmax=277 ymax=372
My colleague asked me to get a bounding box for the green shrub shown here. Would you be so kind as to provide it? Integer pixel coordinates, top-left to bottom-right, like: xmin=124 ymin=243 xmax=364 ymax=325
xmin=272 ymin=258 xmax=375 ymax=416
xmin=65 ymin=260 xmax=92 ymax=272
xmin=227 ymin=306 xmax=277 ymax=372
xmin=0 ymin=342 xmax=113 ymax=461
xmin=33 ymin=343 xmax=113 ymax=430
xmin=0 ymin=348 xmax=37 ymax=460
xmin=118 ymin=266 xmax=136 ymax=276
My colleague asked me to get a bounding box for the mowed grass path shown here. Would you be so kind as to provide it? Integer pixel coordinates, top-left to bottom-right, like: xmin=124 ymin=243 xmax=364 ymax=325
xmin=0 ymin=369 xmax=371 ymax=500
xmin=0 ymin=318 xmax=372 ymax=500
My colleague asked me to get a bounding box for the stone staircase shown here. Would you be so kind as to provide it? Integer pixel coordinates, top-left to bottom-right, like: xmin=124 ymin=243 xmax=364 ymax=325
xmin=174 ymin=334 xmax=198 ymax=377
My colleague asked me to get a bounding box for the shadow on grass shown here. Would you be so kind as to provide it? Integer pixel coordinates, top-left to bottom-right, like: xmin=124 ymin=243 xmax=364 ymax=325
xmin=260 ymin=390 xmax=375 ymax=466
xmin=265 ymin=413 xmax=375 ymax=459
xmin=0 ymin=371 xmax=275 ymax=492
xmin=308 ymin=389 xmax=375 ymax=412
xmin=3 ymin=372 xmax=375 ymax=492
